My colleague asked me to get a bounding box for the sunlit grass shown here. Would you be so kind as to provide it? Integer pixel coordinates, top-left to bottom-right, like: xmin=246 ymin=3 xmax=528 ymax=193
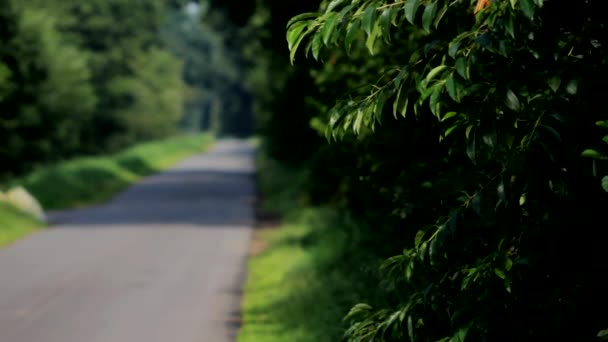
xmin=239 ymin=149 xmax=376 ymax=342
xmin=0 ymin=202 xmax=43 ymax=248
xmin=239 ymin=208 xmax=354 ymax=342
xmin=14 ymin=133 xmax=214 ymax=210
xmin=0 ymin=133 xmax=214 ymax=249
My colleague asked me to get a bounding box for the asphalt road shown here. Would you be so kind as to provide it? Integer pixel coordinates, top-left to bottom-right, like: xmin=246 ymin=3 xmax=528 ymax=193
xmin=0 ymin=140 xmax=255 ymax=342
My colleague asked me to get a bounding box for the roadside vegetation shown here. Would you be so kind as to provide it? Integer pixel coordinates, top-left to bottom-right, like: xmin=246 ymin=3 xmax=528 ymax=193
xmin=0 ymin=133 xmax=213 ymax=247
xmin=2 ymin=0 xmax=247 ymax=247
xmin=16 ymin=133 xmax=213 ymax=210
xmin=0 ymin=202 xmax=41 ymax=248
xmin=211 ymin=0 xmax=608 ymax=341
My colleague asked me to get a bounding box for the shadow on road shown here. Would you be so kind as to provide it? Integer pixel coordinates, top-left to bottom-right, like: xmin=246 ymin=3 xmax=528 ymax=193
xmin=47 ymin=142 xmax=256 ymax=229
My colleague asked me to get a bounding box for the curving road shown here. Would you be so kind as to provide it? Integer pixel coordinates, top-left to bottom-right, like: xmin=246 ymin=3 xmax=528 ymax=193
xmin=0 ymin=140 xmax=255 ymax=342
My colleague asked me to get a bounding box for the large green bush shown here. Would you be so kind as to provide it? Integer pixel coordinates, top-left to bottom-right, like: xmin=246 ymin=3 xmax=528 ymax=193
xmin=284 ymin=0 xmax=608 ymax=340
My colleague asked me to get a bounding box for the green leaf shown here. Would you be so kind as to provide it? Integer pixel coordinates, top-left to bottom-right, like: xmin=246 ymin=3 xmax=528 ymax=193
xmin=326 ymin=0 xmax=345 ymax=13
xmin=345 ymin=20 xmax=361 ymax=54
xmin=404 ymin=0 xmax=420 ymax=24
xmin=288 ymin=25 xmax=311 ymax=64
xmin=465 ymin=124 xmax=474 ymax=139
xmin=415 ymin=230 xmax=425 ymax=248
xmin=505 ymin=257 xmax=513 ymax=271
xmin=596 ymin=121 xmax=608 ymax=129
xmin=566 ymin=79 xmax=578 ymax=94
xmin=467 ymin=130 xmax=476 ymax=163
xmin=393 ymin=84 xmax=404 ymax=118
xmin=430 ymin=85 xmax=441 ymax=116
xmin=311 ymin=32 xmax=323 ymax=60
xmin=405 ymin=260 xmax=414 ymax=280
xmin=581 ymin=149 xmax=607 ymax=160
xmin=365 ymin=22 xmax=382 ymax=54
xmin=497 ymin=180 xmax=506 ymax=203
xmin=338 ymin=4 xmax=354 ymax=19
xmin=399 ymin=95 xmax=409 ymax=117
xmin=380 ymin=9 xmax=392 ymax=43
xmin=287 ymin=12 xmax=322 ymax=29
xmin=452 ymin=324 xmax=471 ymax=342
xmin=419 ymin=241 xmax=428 ymax=262
xmin=449 ymin=41 xmax=461 ymax=59
xmin=519 ymin=0 xmax=535 ymax=18
xmin=442 ymin=111 xmax=458 ymax=122
xmin=383 ymin=310 xmax=403 ymax=335
xmin=353 ymin=108 xmax=364 ymax=134
xmin=362 ymin=6 xmax=376 ymax=36
xmin=505 ymin=90 xmax=520 ymax=111
xmin=471 ymin=194 xmax=481 ymax=215
xmin=425 ymin=65 xmax=447 ymax=84
xmin=598 ymin=329 xmax=608 ymax=338
xmin=494 ymin=268 xmax=506 ymax=280
xmin=287 ymin=22 xmax=308 ymax=50
xmin=345 ymin=303 xmax=373 ymax=320
xmin=433 ymin=3 xmax=448 ymax=28
xmin=444 ymin=125 xmax=458 ymax=138
xmin=375 ymin=90 xmax=388 ymax=118
xmin=422 ymin=1 xmax=438 ymax=33
xmin=603 ymin=176 xmax=608 ymax=192
xmin=407 ymin=315 xmax=415 ymax=341
xmin=455 ymin=58 xmax=467 ymax=79
xmin=505 ymin=14 xmax=515 ymax=38
xmin=519 ymin=192 xmax=527 ymax=205
xmin=429 ymin=237 xmax=437 ymax=265
xmin=547 ymin=76 xmax=561 ymax=92
xmin=446 ymin=73 xmax=458 ymax=102
xmin=322 ymin=13 xmax=339 ymax=45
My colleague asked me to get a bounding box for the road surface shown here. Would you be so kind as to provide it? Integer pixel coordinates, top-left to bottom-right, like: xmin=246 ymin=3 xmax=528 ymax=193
xmin=0 ymin=140 xmax=255 ymax=342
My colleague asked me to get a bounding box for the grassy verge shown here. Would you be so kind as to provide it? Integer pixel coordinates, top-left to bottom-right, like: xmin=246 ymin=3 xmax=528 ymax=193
xmin=15 ymin=133 xmax=213 ymax=210
xmin=0 ymin=202 xmax=42 ymax=248
xmin=238 ymin=149 xmax=382 ymax=342
xmin=0 ymin=133 xmax=213 ymax=247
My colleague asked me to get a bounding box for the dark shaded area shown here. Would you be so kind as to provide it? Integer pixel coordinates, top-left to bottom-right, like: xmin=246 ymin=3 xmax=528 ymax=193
xmin=212 ymin=0 xmax=608 ymax=341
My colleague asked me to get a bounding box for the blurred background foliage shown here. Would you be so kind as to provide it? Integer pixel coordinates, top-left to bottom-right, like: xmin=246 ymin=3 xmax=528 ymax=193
xmin=1 ymin=0 xmax=251 ymax=179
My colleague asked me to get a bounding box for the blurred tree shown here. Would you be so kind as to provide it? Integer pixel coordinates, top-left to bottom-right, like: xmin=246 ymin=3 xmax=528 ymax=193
xmin=163 ymin=3 xmax=253 ymax=137
xmin=20 ymin=0 xmax=187 ymax=153
xmin=0 ymin=1 xmax=96 ymax=177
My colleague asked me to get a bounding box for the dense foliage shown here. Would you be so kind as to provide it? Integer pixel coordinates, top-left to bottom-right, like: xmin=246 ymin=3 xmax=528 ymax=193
xmin=1 ymin=0 xmax=246 ymax=179
xmin=213 ymin=0 xmax=608 ymax=340
xmin=0 ymin=0 xmax=96 ymax=176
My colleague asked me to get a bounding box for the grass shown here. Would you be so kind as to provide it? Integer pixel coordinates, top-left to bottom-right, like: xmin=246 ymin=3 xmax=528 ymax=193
xmin=0 ymin=202 xmax=42 ymax=248
xmin=0 ymin=133 xmax=213 ymax=248
xmin=238 ymin=148 xmax=383 ymax=342
xmin=13 ymin=133 xmax=213 ymax=210
xmin=239 ymin=208 xmax=355 ymax=342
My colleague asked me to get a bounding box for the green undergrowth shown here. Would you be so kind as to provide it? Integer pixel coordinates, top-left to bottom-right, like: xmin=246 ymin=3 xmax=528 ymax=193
xmin=13 ymin=133 xmax=213 ymax=210
xmin=0 ymin=133 xmax=213 ymax=248
xmin=0 ymin=202 xmax=43 ymax=248
xmin=239 ymin=151 xmax=383 ymax=342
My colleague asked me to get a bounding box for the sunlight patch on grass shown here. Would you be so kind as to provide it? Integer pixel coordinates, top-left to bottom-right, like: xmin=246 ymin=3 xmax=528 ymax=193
xmin=14 ymin=133 xmax=214 ymax=210
xmin=0 ymin=203 xmax=43 ymax=248
xmin=0 ymin=133 xmax=213 ymax=248
xmin=239 ymin=208 xmax=356 ymax=342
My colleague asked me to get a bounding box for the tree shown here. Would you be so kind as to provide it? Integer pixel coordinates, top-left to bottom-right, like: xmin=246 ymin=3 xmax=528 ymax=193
xmin=43 ymin=0 xmax=187 ymax=153
xmin=0 ymin=1 xmax=96 ymax=177
xmin=285 ymin=0 xmax=608 ymax=340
